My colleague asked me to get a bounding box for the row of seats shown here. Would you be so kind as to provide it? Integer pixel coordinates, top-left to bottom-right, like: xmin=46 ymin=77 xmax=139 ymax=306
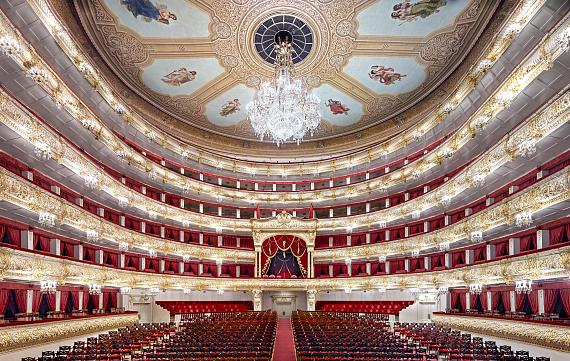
xmin=155 ymin=301 xmax=253 ymax=315
xmin=395 ymin=322 xmax=549 ymax=361
xmin=293 ymin=312 xmax=550 ymax=361
xmin=24 ymin=311 xmax=276 ymax=360
xmin=316 ymin=301 xmax=414 ymax=315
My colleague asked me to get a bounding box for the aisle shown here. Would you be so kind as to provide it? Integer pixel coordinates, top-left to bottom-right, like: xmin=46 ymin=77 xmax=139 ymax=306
xmin=273 ymin=317 xmax=296 ymax=361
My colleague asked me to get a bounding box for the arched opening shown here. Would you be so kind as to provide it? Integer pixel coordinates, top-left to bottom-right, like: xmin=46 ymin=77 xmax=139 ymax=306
xmin=261 ymin=235 xmax=307 ymax=278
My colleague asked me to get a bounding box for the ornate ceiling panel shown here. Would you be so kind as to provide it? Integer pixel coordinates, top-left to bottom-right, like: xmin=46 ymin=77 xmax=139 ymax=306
xmin=72 ymin=0 xmax=499 ymax=151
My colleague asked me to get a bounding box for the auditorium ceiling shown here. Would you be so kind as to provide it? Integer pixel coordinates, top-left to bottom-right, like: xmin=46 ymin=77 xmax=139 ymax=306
xmin=53 ymin=0 xmax=500 ymax=157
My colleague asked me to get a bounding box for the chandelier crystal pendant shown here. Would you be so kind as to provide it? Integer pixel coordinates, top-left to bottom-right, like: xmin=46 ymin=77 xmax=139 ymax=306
xmin=247 ymin=40 xmax=321 ymax=146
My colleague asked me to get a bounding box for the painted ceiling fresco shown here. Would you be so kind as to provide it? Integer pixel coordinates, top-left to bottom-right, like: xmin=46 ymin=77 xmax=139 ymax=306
xmin=75 ymin=0 xmax=498 ymax=143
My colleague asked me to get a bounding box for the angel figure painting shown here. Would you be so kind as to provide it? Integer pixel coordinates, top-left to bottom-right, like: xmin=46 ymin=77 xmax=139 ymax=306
xmin=326 ymin=99 xmax=350 ymax=115
xmin=369 ymin=65 xmax=407 ymax=85
xmin=121 ymin=0 xmax=178 ymax=25
xmin=391 ymin=0 xmax=448 ymax=22
xmin=161 ymin=67 xmax=197 ymax=86
xmin=220 ymin=99 xmax=241 ymax=117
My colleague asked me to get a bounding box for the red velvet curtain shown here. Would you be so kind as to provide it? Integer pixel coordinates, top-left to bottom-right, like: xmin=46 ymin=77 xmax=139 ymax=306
xmin=261 ymin=235 xmax=308 ymax=277
xmin=450 ymin=291 xmax=460 ymax=310
xmin=60 ymin=291 xmax=69 ymax=313
xmin=491 ymin=292 xmax=501 ymax=311
xmin=15 ymin=289 xmax=27 ymax=313
xmin=46 ymin=293 xmax=56 ymax=312
xmin=515 ymin=293 xmax=526 ymax=312
xmin=105 ymin=252 xmax=119 ymax=266
xmin=560 ymin=289 xmax=570 ymax=316
xmin=32 ymin=290 xmax=43 ymax=313
xmin=543 ymin=289 xmax=559 ymax=314
xmin=501 ymin=291 xmax=511 ymax=313
xmin=459 ymin=292 xmax=467 ymax=312
xmin=7 ymin=227 xmax=21 ymax=245
xmin=71 ymin=290 xmax=80 ymax=310
xmin=481 ymin=292 xmax=488 ymax=311
xmin=0 ymin=288 xmax=9 ymax=314
xmin=452 ymin=251 xmax=464 ymax=266
xmin=549 ymin=225 xmax=565 ymax=245
xmin=528 ymin=291 xmax=539 ymax=314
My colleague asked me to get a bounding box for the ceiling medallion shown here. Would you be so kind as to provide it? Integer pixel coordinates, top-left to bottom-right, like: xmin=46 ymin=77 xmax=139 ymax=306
xmin=254 ymin=15 xmax=313 ymax=65
xmin=247 ymin=37 xmax=321 ymax=146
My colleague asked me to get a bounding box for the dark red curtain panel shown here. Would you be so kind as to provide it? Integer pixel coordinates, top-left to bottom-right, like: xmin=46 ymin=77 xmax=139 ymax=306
xmin=501 ymin=291 xmax=511 ymax=313
xmin=105 ymin=252 xmax=119 ymax=266
xmin=46 ymin=293 xmax=56 ymax=312
xmin=261 ymin=235 xmax=307 ymax=277
xmin=474 ymin=246 xmax=486 ymax=262
xmin=452 ymin=251 xmax=464 ymax=266
xmin=459 ymin=292 xmax=467 ymax=312
xmin=543 ymin=289 xmax=559 ymax=314
xmin=515 ymin=293 xmax=526 ymax=312
xmin=0 ymin=288 xmax=9 ymax=314
xmin=60 ymin=291 xmax=69 ymax=313
xmin=549 ymin=224 xmax=566 ymax=245
xmin=450 ymin=290 xmax=460 ymax=310
xmin=15 ymin=289 xmax=27 ymax=313
xmin=32 ymin=290 xmax=43 ymax=313
xmin=71 ymin=290 xmax=79 ymax=310
xmin=491 ymin=292 xmax=501 ymax=311
xmin=7 ymin=227 xmax=20 ymax=245
xmin=528 ymin=291 xmax=539 ymax=314
xmin=481 ymin=292 xmax=487 ymax=311
xmin=560 ymin=289 xmax=570 ymax=316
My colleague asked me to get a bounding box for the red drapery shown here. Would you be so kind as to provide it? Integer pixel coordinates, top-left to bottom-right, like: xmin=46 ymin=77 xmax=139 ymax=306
xmin=481 ymin=291 xmax=488 ymax=311
xmin=46 ymin=293 xmax=56 ymax=312
xmin=561 ymin=289 xmax=570 ymax=316
xmin=15 ymin=289 xmax=27 ymax=313
xmin=501 ymin=291 xmax=511 ymax=312
xmin=0 ymin=288 xmax=8 ymax=314
xmin=491 ymin=291 xmax=501 ymax=311
xmin=32 ymin=290 xmax=43 ymax=313
xmin=528 ymin=291 xmax=539 ymax=314
xmin=60 ymin=291 xmax=70 ymax=312
xmin=261 ymin=235 xmax=307 ymax=277
xmin=459 ymin=292 xmax=467 ymax=312
xmin=543 ymin=289 xmax=559 ymax=314
xmin=515 ymin=292 xmax=526 ymax=312
xmin=6 ymin=226 xmax=21 ymax=245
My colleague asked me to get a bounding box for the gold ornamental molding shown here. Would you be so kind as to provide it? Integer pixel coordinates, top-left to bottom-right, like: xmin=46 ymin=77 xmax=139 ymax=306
xmin=0 ymin=8 xmax=566 ymax=213
xmin=251 ymin=212 xmax=318 ymax=248
xmin=16 ymin=0 xmax=545 ymax=172
xmin=314 ymin=168 xmax=570 ymax=260
xmin=0 ymin=166 xmax=255 ymax=262
xmin=0 ymin=146 xmax=566 ymax=264
xmin=0 ymin=313 xmax=139 ymax=354
xmin=432 ymin=314 xmax=570 ymax=352
xmin=0 ymin=78 xmax=566 ymax=238
xmin=1 ymin=242 xmax=570 ymax=293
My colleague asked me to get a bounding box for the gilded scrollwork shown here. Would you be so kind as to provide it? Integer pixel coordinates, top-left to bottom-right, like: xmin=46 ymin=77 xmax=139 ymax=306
xmin=21 ymin=0 xmax=547 ymax=173
xmin=432 ymin=314 xmax=570 ymax=352
xmin=0 ymin=313 xmax=139 ymax=353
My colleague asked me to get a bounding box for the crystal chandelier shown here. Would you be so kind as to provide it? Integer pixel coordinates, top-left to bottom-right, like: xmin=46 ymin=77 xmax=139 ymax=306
xmin=469 ymin=283 xmax=483 ymax=294
xmin=89 ymin=284 xmax=102 ymax=295
xmin=120 ymin=286 xmax=131 ymax=295
xmin=471 ymin=231 xmax=483 ymax=242
xmin=86 ymin=229 xmax=99 ymax=242
xmin=118 ymin=242 xmax=129 ymax=252
xmin=515 ymin=211 xmax=533 ymax=227
xmin=247 ymin=40 xmax=321 ymax=146
xmin=38 ymin=211 xmax=56 ymax=227
xmin=34 ymin=140 xmax=51 ymax=161
xmin=83 ymin=174 xmax=98 ymax=189
xmin=40 ymin=280 xmax=57 ymax=294
xmin=515 ymin=280 xmax=532 ymax=294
